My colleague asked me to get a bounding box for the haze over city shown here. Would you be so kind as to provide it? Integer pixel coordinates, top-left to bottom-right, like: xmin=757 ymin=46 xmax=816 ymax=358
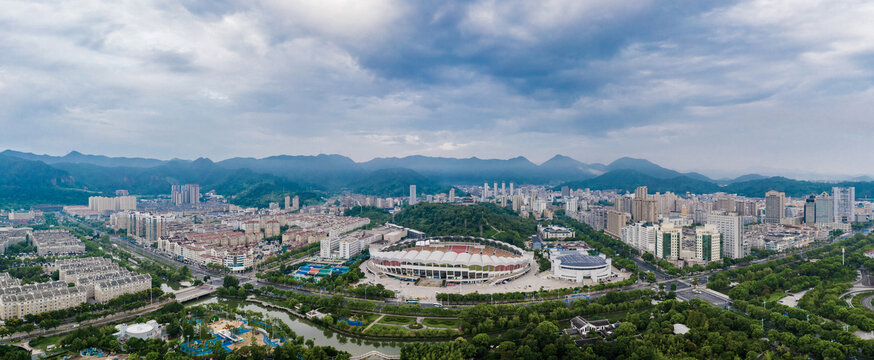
xmin=2 ymin=0 xmax=874 ymax=177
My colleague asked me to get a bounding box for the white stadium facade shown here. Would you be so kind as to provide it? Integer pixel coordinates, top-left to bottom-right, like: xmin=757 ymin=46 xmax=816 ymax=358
xmin=369 ymin=236 xmax=532 ymax=284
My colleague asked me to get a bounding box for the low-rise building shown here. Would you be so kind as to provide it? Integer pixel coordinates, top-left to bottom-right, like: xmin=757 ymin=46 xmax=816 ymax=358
xmin=31 ymin=230 xmax=85 ymax=256
xmin=94 ymin=274 xmax=152 ymax=303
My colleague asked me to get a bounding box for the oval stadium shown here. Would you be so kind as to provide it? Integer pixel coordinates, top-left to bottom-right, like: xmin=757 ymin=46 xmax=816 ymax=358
xmin=369 ymin=236 xmax=532 ymax=284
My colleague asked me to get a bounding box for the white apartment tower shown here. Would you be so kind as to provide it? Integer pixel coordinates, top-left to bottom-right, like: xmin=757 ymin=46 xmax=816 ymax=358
xmin=409 ymin=185 xmax=417 ymax=205
xmin=707 ymin=212 xmax=744 ymax=259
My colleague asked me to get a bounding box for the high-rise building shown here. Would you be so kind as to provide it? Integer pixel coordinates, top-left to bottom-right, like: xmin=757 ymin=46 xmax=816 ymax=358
xmin=606 ymin=210 xmax=627 ymax=239
xmin=561 ymin=186 xmax=570 ymax=198
xmin=803 ymin=195 xmax=816 ymax=224
xmin=449 ymin=188 xmax=456 ymax=203
xmin=493 ymin=182 xmax=498 ymax=199
xmin=707 ymin=212 xmax=744 ymax=259
xmin=764 ymin=190 xmax=785 ymax=224
xmin=509 ymin=183 xmax=514 ymax=196
xmin=171 ymin=184 xmax=200 ymax=205
xmin=482 ymin=183 xmax=489 ymax=201
xmin=632 ymin=186 xmax=657 ymax=223
xmin=715 ymin=196 xmax=735 ymax=213
xmin=284 ymin=196 xmax=291 ymax=210
xmin=292 ymin=196 xmax=300 ymax=210
xmin=621 ymin=222 xmax=658 ymax=253
xmin=501 ymin=182 xmax=506 ymax=197
xmin=566 ymin=197 xmax=579 ymax=214
xmin=695 ymin=224 xmax=722 ymax=262
xmin=833 ymin=187 xmax=855 ymax=223
xmin=656 ymin=223 xmax=680 ymax=260
xmin=409 ymin=185 xmax=417 ymax=205
xmin=813 ymin=192 xmax=834 ymax=224
xmin=126 ymin=212 xmax=168 ymax=245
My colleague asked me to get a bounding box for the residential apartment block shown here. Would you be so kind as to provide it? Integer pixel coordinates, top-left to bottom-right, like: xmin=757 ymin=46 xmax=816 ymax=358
xmin=31 ymin=229 xmax=85 ymax=256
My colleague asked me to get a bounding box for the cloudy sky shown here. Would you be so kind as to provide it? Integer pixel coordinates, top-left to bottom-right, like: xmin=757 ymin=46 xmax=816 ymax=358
xmin=1 ymin=0 xmax=873 ymax=177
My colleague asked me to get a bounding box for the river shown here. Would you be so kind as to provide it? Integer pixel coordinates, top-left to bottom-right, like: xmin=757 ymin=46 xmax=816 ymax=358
xmin=186 ymin=297 xmax=403 ymax=356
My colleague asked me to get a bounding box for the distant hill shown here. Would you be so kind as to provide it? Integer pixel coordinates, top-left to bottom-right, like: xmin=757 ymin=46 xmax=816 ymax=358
xmin=1 ymin=150 xmax=167 ymax=168
xmin=392 ymin=203 xmax=536 ymax=248
xmin=0 ymin=154 xmax=319 ymax=208
xmin=605 ymin=157 xmax=715 ymax=182
xmin=559 ymin=170 xmax=874 ymax=199
xmin=722 ymin=174 xmax=769 ymax=184
xmin=0 ymin=154 xmax=95 ymax=208
xmin=360 ymin=155 xmax=554 ymax=184
xmin=351 ymin=168 xmax=454 ymax=197
xmin=560 ymin=169 xmax=720 ymax=194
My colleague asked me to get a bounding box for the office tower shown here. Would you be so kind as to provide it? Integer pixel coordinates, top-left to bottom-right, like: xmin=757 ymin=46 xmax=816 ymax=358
xmin=284 ymin=196 xmax=291 ymax=210
xmin=292 ymin=195 xmax=300 ymax=210
xmin=409 ymin=185 xmax=417 ymax=205
xmin=606 ymin=210 xmax=627 ymax=238
xmin=561 ymin=186 xmax=570 ymax=198
xmin=833 ymin=187 xmax=855 ymax=223
xmin=695 ymin=224 xmax=722 ymax=262
xmin=764 ymin=190 xmax=785 ymax=224
xmin=632 ymin=186 xmax=657 ymax=223
xmin=501 ymin=182 xmax=506 ymax=197
xmin=449 ymin=188 xmax=455 ymax=203
xmin=707 ymin=212 xmax=744 ymax=259
xmin=803 ymin=195 xmax=816 ymax=224
xmin=656 ymin=223 xmax=680 ymax=260
xmin=813 ymin=192 xmax=834 ymax=224
xmin=509 ymin=183 xmax=514 ymax=196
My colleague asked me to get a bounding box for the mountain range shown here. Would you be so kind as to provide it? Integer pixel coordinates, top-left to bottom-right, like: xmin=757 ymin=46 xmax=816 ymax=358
xmin=2 ymin=149 xmax=874 ymax=209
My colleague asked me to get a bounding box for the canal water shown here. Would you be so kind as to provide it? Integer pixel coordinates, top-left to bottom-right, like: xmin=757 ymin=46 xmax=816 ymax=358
xmin=186 ymin=297 xmax=403 ymax=356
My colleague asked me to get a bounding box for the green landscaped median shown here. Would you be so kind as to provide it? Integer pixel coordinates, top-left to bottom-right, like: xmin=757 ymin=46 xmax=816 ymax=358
xmin=378 ymin=315 xmax=416 ymax=326
xmin=852 ymin=291 xmax=874 ymax=310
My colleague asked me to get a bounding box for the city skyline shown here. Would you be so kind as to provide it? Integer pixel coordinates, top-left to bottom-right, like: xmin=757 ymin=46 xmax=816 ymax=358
xmin=2 ymin=1 xmax=873 ymax=176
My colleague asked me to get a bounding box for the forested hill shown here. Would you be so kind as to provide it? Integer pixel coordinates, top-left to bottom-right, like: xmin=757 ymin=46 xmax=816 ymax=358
xmin=392 ymin=203 xmax=536 ymax=248
xmin=559 ymin=169 xmax=874 ymax=198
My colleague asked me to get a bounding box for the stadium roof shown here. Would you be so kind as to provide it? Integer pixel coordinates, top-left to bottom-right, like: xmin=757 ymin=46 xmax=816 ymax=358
xmin=556 ymin=253 xmax=607 ymax=267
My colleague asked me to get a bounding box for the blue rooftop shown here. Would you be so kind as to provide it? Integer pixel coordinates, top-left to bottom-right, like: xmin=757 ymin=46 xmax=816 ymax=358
xmin=557 ymin=252 xmax=607 ymax=267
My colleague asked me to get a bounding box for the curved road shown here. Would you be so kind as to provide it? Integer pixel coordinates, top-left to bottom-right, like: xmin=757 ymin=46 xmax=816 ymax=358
xmin=862 ymin=294 xmax=874 ymax=312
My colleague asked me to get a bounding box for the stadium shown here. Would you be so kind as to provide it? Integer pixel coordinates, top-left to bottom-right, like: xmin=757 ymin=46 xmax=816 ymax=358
xmin=369 ymin=236 xmax=532 ymax=284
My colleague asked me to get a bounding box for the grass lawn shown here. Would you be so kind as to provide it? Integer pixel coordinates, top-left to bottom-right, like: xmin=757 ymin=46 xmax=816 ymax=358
xmin=357 ymin=313 xmax=381 ymax=324
xmin=379 ymin=315 xmax=416 ymax=326
xmin=422 ymin=318 xmax=459 ymax=329
xmin=28 ymin=335 xmax=62 ymax=350
xmin=364 ymin=324 xmax=413 ymax=336
xmin=760 ymin=291 xmax=787 ymax=303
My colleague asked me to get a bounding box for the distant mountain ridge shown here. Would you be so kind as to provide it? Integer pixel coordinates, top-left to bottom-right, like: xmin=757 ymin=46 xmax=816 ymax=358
xmin=6 ymin=149 xmax=874 ymax=208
